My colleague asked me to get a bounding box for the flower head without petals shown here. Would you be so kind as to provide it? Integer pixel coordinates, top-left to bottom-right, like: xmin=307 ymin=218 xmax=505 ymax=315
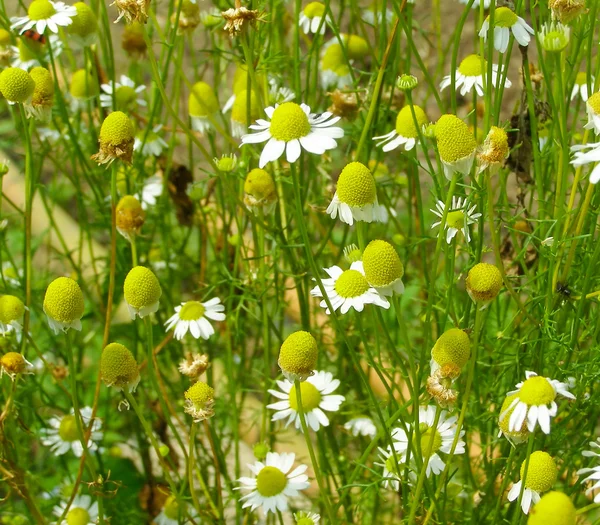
xmin=361 ymin=239 xmax=404 ymax=296
xmin=434 ymin=115 xmax=477 ymax=179
xmin=43 ymin=277 xmax=84 ymax=334
xmin=278 ymin=331 xmax=318 ymax=382
xmin=100 ymin=342 xmax=140 ymax=392
xmin=508 ymin=451 xmax=557 ymax=514
xmin=123 ymin=266 xmax=161 ymax=319
xmin=184 ymin=380 xmax=215 ymax=422
xmin=527 ymin=491 xmax=577 ymax=525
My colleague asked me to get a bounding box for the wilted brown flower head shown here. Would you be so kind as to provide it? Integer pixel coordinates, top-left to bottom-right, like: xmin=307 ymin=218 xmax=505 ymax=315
xmin=328 ymin=89 xmax=360 ymax=120
xmin=178 ymin=352 xmax=210 ymax=380
xmin=111 ymin=0 xmax=150 ymax=25
xmin=549 ymin=0 xmax=587 ymax=23
xmin=116 ymin=195 xmax=145 ymax=241
xmin=221 ymin=6 xmax=261 ymax=36
xmin=426 ymin=364 xmax=461 ymax=408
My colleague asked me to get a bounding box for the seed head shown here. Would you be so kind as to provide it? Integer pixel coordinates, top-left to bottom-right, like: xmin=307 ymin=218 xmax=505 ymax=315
xmin=278 ymin=331 xmax=318 ymax=382
xmin=0 ymin=67 xmax=35 ymax=104
xmin=123 ymin=266 xmax=161 ymax=319
xmin=184 ymin=380 xmax=215 ymax=421
xmin=92 ymin=111 xmax=135 ymax=165
xmin=465 ymin=262 xmax=503 ymax=306
xmin=100 ymin=342 xmax=140 ymax=392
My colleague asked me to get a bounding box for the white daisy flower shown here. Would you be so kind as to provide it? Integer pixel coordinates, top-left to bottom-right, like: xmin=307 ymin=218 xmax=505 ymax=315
xmin=319 ymin=42 xmax=353 ymax=89
xmin=584 ymin=92 xmax=600 ymax=134
xmin=430 ymin=196 xmax=482 ymax=243
xmin=268 ymin=77 xmax=296 ymax=105
xmin=375 ymin=446 xmax=410 ymax=490
xmin=502 ymin=371 xmax=575 ymax=435
xmin=138 ymin=174 xmax=163 ymax=209
xmin=134 ymin=125 xmax=168 ymax=157
xmin=1 ymin=262 xmax=22 ymax=287
xmin=310 ymin=261 xmax=390 ymax=315
xmin=40 ymin=407 xmax=103 ymax=457
xmin=570 ymin=142 xmax=600 ymax=184
xmin=52 ymin=494 xmax=98 ymax=525
xmin=164 ymin=298 xmax=226 ymax=341
xmin=344 ymin=416 xmax=377 ymax=438
xmin=99 ymin=74 xmax=146 ymax=110
xmin=298 ymin=2 xmax=330 ymax=35
xmin=507 ymin=451 xmax=557 ymax=514
xmin=236 ymin=452 xmax=310 ymax=515
xmin=459 ymin=0 xmax=491 ymax=8
xmin=326 ymin=161 xmax=387 ymax=226
xmin=440 ymin=54 xmax=511 ymax=97
xmin=571 ymin=72 xmax=595 ymax=102
xmin=373 ymin=105 xmax=428 ymax=153
xmin=241 ymin=101 xmax=344 ymax=168
xmin=153 ymin=494 xmax=198 ymax=524
xmin=267 ymin=370 xmax=345 ymax=432
xmin=0 ymin=295 xmax=26 ymax=336
xmin=392 ymin=405 xmax=465 ymax=478
xmin=577 ymin=439 xmax=600 ymax=503
xmin=294 ymin=511 xmax=321 ymax=524
xmin=11 ymin=0 xmax=76 ymax=35
xmin=478 ymin=7 xmax=534 ymax=54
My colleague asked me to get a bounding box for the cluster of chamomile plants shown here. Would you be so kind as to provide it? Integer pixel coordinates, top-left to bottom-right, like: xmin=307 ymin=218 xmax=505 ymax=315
xmin=2 ymin=0 xmax=600 ymax=523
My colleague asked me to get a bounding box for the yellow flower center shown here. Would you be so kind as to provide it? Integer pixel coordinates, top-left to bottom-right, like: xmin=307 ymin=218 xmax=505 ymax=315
xmin=419 ymin=423 xmax=442 ymax=457
xmin=362 ymin=240 xmax=403 ymax=288
xmin=588 ymin=92 xmax=600 ymax=114
xmin=269 ymin=102 xmax=311 ymax=142
xmin=395 ymin=105 xmax=428 ymax=138
xmin=518 ymin=376 xmax=556 ymax=406
xmin=28 ymin=0 xmax=56 ymax=21
xmin=457 ymin=54 xmax=486 ymax=77
xmin=303 ymin=1 xmax=325 ymax=17
xmin=178 ymin=301 xmax=206 ymax=321
xmin=432 ymin=328 xmax=470 ymax=369
xmin=231 ymin=89 xmax=260 ymax=125
xmin=575 ymin=71 xmax=588 ymax=86
xmin=114 ymin=85 xmax=137 ymax=108
xmin=0 ymin=67 xmax=35 ymax=104
xmin=336 ymin=162 xmax=377 ymax=207
xmin=66 ymin=508 xmax=90 ymax=525
xmin=188 ymin=81 xmax=219 ymax=117
xmin=520 ymin=451 xmax=557 ymax=493
xmin=0 ymin=352 xmax=28 ymax=375
xmin=123 ymin=266 xmax=161 ymax=310
xmin=296 ymin=517 xmax=316 ymax=525
xmin=465 ymin=262 xmax=502 ymax=303
xmin=345 ymin=34 xmax=369 ymax=59
xmin=43 ymin=277 xmax=85 ymax=324
xmin=321 ymin=44 xmax=344 ymax=71
xmin=70 ymin=69 xmax=98 ymax=99
xmin=99 ymin=111 xmax=135 ymax=146
xmin=491 ymin=7 xmax=518 ymax=27
xmin=446 ymin=210 xmax=465 ymax=230
xmin=0 ymin=295 xmax=25 ymax=324
xmin=69 ymin=2 xmax=97 ymax=37
xmin=100 ymin=342 xmax=139 ymax=389
xmin=289 ymin=381 xmax=322 ymax=411
xmin=528 ymin=491 xmax=576 ymax=525
xmin=278 ymin=331 xmax=318 ymax=378
xmin=334 ymin=269 xmax=370 ymax=298
xmin=163 ymin=496 xmax=180 ymax=520
xmin=184 ymin=381 xmax=214 ymax=409
xmin=434 ymin=115 xmax=477 ymax=164
xmin=244 ymin=168 xmax=276 ymax=201
xmin=58 ymin=415 xmax=79 ymax=442
xmin=256 ymin=466 xmax=288 ymax=497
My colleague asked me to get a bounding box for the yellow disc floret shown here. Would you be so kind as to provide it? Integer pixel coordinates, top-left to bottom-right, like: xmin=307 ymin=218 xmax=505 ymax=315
xmin=336 ymin=162 xmax=377 ymax=207
xmin=0 ymin=29 xmax=11 ymax=46
xmin=0 ymin=67 xmax=35 ymax=103
xmin=345 ymin=34 xmax=369 ymax=59
xmin=431 ymin=328 xmax=470 ymax=369
xmin=100 ymin=342 xmax=140 ymax=391
xmin=458 ymin=54 xmax=486 ymax=77
xmin=395 ymin=105 xmax=428 ymax=138
xmin=303 ymin=1 xmax=325 ymax=17
xmin=68 ymin=2 xmax=98 ymax=39
xmin=334 ymin=269 xmax=370 ymax=298
xmin=362 ymin=240 xmax=404 ymax=289
xmin=479 ymin=126 xmax=509 ymax=167
xmin=184 ymin=380 xmax=215 ymax=421
xmin=93 ymin=111 xmax=135 ymax=165
xmin=231 ymin=89 xmax=260 ymax=125
xmin=0 ymin=352 xmax=30 ymax=376
xmin=289 ymin=381 xmax=322 ymax=411
xmin=278 ymin=330 xmax=318 ymax=381
xmin=519 ymin=451 xmax=557 ymax=493
xmin=499 ymin=393 xmax=529 ymax=442
xmin=419 ymin=423 xmax=442 ymax=457
xmin=116 ymin=195 xmax=145 ymax=238
xmin=0 ymin=295 xmax=25 ymax=325
xmin=29 ymin=66 xmax=53 ymax=104
xmin=244 ymin=168 xmax=276 ymax=207
xmin=588 ymin=92 xmax=600 ymax=115
xmin=256 ymin=466 xmax=287 ymax=497
xmin=321 ymin=44 xmax=344 ymax=71
xmin=528 ymin=491 xmax=576 ymax=525
xmin=43 ymin=277 xmax=84 ymax=324
xmin=490 ymin=7 xmax=518 ymax=27
xmin=269 ymin=102 xmax=311 ymax=142
xmin=66 ymin=507 xmax=90 ymax=525
xmin=435 ymin=114 xmax=477 ymax=164
xmin=70 ymin=69 xmax=98 ymax=99
xmin=123 ymin=266 xmax=161 ymax=317
xmin=178 ymin=301 xmax=205 ymax=321
xmin=28 ymin=0 xmax=56 ymax=20
xmin=465 ymin=262 xmax=503 ymax=304
xmin=188 ymin=81 xmax=219 ymax=117
xmin=518 ymin=376 xmax=556 ymax=406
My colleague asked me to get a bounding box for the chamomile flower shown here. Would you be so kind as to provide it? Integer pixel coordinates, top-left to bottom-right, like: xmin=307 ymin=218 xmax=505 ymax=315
xmin=229 ymin=89 xmax=261 ymax=137
xmin=294 ymin=512 xmax=321 ymax=525
xmin=267 ymin=371 xmax=345 ymax=432
xmin=154 ymin=494 xmax=198 ymax=525
xmin=188 ymin=80 xmax=220 ymax=134
xmin=123 ymin=266 xmax=161 ymax=319
xmin=92 ymin=111 xmax=135 ymax=165
xmin=43 ymin=277 xmax=85 ymax=334
xmin=184 ymin=380 xmax=215 ymax=421
xmin=508 ymin=451 xmax=557 ymax=514
xmin=528 ymin=491 xmax=577 ymax=524
xmin=24 ymin=66 xmax=54 ymax=121
xmin=570 ymin=142 xmax=600 ymax=184
xmin=502 ymin=371 xmax=575 ymax=435
xmin=11 ymin=0 xmax=77 ymax=35
xmin=376 ymin=446 xmax=407 ymax=490
xmin=52 ymin=495 xmax=98 ymax=525
xmin=241 ymin=101 xmax=343 ymax=168
xmin=431 ymin=328 xmax=471 ymax=373
xmin=68 ymin=2 xmax=98 ymax=47
xmin=478 ymin=126 xmax=509 ymax=172
xmin=319 ymin=43 xmax=353 ymax=89
xmin=434 ymin=115 xmax=478 ymax=179
xmin=344 ymin=416 xmax=376 ymax=438
xmin=69 ymin=68 xmax=99 ymax=111
xmin=116 ymin=195 xmax=145 ymax=241
xmin=244 ymin=168 xmax=277 ymax=214
xmin=134 ymin=125 xmax=168 ymax=157
xmin=576 ymin=439 xmax=600 ymax=503
xmin=584 ymin=92 xmax=600 ymax=134
xmin=392 ymin=405 xmax=465 ymax=477
xmin=361 ymin=239 xmax=405 ymax=296
xmin=237 ymin=452 xmax=310 ymax=515
xmin=499 ymin=393 xmax=530 ymax=444
xmin=465 ymin=262 xmax=503 ymax=308
xmin=0 ymin=67 xmax=34 ymax=104
xmin=571 ymin=72 xmax=595 ymax=102
xmin=311 ymin=261 xmax=390 ymax=314
xmin=100 ymin=75 xmax=146 ymax=111
xmin=362 ymin=3 xmax=395 ymax=26
xmin=326 ymin=161 xmax=387 ymax=225
xmin=139 ymin=174 xmax=163 ymax=209
xmin=178 ymin=352 xmax=209 ymax=380
xmin=373 ymin=105 xmax=428 ymax=152
xmin=40 ymin=407 xmax=103 ymax=457
xmin=1 ymin=262 xmax=22 ymax=287
xmin=430 ymin=196 xmax=482 ymax=243
xmin=278 ymin=331 xmax=318 ymax=382
xmin=299 ymin=2 xmax=330 ymax=35
xmin=440 ymin=54 xmax=511 ymax=97
xmin=0 ymin=295 xmax=25 ymax=336
xmin=165 ymin=298 xmax=226 ymax=341
xmin=539 ymin=21 xmax=570 ymax=53
xmin=100 ymin=342 xmax=140 ymax=393
xmin=0 ymin=352 xmax=33 ymax=380
xmin=478 ymin=7 xmax=534 ymax=54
